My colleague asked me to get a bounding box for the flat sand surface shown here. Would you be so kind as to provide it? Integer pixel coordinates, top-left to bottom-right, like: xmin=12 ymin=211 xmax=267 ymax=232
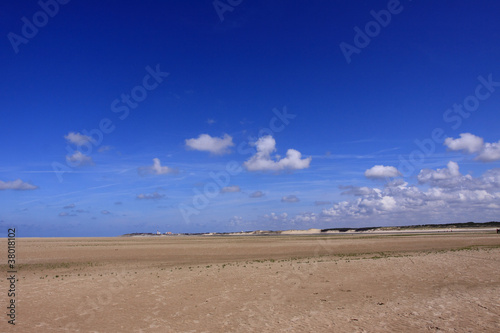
xmin=1 ymin=232 xmax=500 ymax=332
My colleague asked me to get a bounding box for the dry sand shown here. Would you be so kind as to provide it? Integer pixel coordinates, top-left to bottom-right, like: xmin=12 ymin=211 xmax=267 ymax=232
xmin=1 ymin=232 xmax=500 ymax=332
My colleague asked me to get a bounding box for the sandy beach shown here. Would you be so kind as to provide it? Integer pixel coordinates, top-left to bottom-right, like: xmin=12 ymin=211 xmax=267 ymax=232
xmin=2 ymin=232 xmax=500 ymax=332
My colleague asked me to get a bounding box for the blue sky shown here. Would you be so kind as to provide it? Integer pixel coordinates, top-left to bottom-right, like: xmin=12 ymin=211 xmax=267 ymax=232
xmin=1 ymin=0 xmax=500 ymax=236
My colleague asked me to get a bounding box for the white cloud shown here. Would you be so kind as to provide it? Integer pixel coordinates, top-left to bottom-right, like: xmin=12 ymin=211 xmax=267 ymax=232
xmin=244 ymin=136 xmax=311 ymax=172
xmin=261 ymin=211 xmax=321 ymax=228
xmin=281 ymin=195 xmax=300 ymax=203
xmin=290 ymin=212 xmax=317 ymax=224
xmin=418 ymin=161 xmax=461 ymax=184
xmin=379 ymin=196 xmax=397 ymax=210
xmin=477 ymin=141 xmax=500 ymax=162
xmin=322 ymin=163 xmax=500 ymax=223
xmin=66 ymin=151 xmax=94 ymax=166
xmin=250 ymin=191 xmax=265 ymax=198
xmin=419 ymin=165 xmax=500 ymax=192
xmin=444 ymin=133 xmax=484 ymax=154
xmin=0 ymin=179 xmax=38 ymax=190
xmin=138 ymin=158 xmax=176 ymax=175
xmin=444 ymin=133 xmax=500 ymax=162
xmin=101 ymin=210 xmax=111 ymax=215
xmin=136 ymin=192 xmax=165 ymax=200
xmin=340 ymin=185 xmax=378 ymax=196
xmin=63 ymin=203 xmax=75 ymax=209
xmin=480 ymin=169 xmax=500 ymax=190
xmin=64 ymin=132 xmax=94 ymax=146
xmin=228 ymin=215 xmax=244 ymax=227
xmin=58 ymin=212 xmax=69 ymax=217
xmin=364 ymin=165 xmax=401 ymax=179
xmin=221 ymin=185 xmax=241 ymax=193
xmin=264 ymin=212 xmax=289 ymax=221
xmin=185 ymin=134 xmax=234 ymax=155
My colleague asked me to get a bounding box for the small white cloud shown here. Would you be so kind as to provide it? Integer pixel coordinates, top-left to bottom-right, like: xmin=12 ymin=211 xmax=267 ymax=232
xmin=477 ymin=141 xmax=500 ymax=162
xmin=221 ymin=185 xmax=241 ymax=193
xmin=185 ymin=134 xmax=234 ymax=155
xmin=58 ymin=212 xmax=68 ymax=217
xmin=64 ymin=132 xmax=94 ymax=146
xmin=444 ymin=133 xmax=484 ymax=154
xmin=63 ymin=203 xmax=75 ymax=209
xmin=290 ymin=212 xmax=317 ymax=224
xmin=66 ymin=151 xmax=94 ymax=166
xmin=207 ymin=119 xmax=216 ymax=125
xmin=101 ymin=210 xmax=111 ymax=215
xmin=418 ymin=161 xmax=461 ymax=184
xmin=340 ymin=185 xmax=378 ymax=196
xmin=138 ymin=158 xmax=176 ymax=175
xmin=281 ymin=195 xmax=300 ymax=203
xmin=364 ymin=165 xmax=402 ymax=179
xmin=244 ymin=136 xmax=311 ymax=172
xmin=264 ymin=212 xmax=289 ymax=222
xmin=136 ymin=192 xmax=165 ymax=200
xmin=250 ymin=191 xmax=265 ymax=198
xmin=228 ymin=215 xmax=244 ymax=227
xmin=0 ymin=179 xmax=38 ymax=190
